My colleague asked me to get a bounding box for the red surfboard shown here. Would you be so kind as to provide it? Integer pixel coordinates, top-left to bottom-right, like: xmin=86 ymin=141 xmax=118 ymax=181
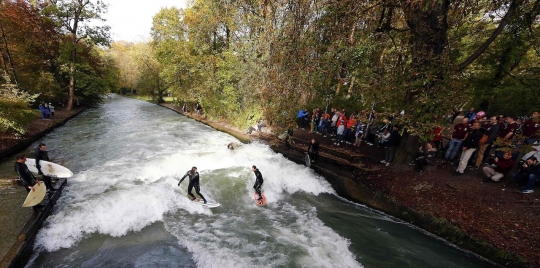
xmin=253 ymin=192 xmax=267 ymax=206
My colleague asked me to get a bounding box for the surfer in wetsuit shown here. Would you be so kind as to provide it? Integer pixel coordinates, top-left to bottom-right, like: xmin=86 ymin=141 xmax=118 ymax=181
xmin=35 ymin=143 xmax=55 ymax=192
xmin=178 ymin=167 xmax=207 ymax=204
xmin=227 ymin=142 xmax=241 ymax=150
xmin=307 ymin=138 xmax=320 ymax=163
xmin=14 ymin=154 xmax=43 ymax=212
xmin=252 ymin=165 xmax=264 ymax=201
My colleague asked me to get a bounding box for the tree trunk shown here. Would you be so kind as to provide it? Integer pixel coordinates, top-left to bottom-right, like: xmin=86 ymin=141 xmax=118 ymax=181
xmin=402 ymin=0 xmax=449 ymax=102
xmin=0 ymin=23 xmax=18 ymax=85
xmin=67 ymin=24 xmax=78 ymax=110
xmin=67 ymin=60 xmax=75 ymax=110
xmin=393 ymin=0 xmax=450 ymax=164
xmin=394 ymin=131 xmax=421 ymax=164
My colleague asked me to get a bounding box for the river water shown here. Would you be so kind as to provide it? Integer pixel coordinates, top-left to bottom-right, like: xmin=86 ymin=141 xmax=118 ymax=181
xmin=3 ymin=95 xmax=494 ymax=267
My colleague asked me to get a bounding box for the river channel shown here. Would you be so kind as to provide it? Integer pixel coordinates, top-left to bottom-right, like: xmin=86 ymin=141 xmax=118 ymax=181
xmin=1 ymin=95 xmax=495 ymax=267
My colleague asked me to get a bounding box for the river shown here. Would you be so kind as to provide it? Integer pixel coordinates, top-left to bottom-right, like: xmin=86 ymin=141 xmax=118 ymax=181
xmin=2 ymin=95 xmax=494 ymax=267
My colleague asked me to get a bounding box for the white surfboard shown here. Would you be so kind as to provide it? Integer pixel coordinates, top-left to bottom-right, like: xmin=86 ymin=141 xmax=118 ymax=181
xmin=26 ymin=158 xmax=73 ymax=178
xmin=192 ymin=199 xmax=221 ymax=208
xmin=22 ymin=182 xmax=46 ymax=207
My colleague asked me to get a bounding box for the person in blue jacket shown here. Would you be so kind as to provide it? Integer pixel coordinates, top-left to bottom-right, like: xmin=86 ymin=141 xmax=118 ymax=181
xmin=297 ymin=109 xmax=308 ymax=129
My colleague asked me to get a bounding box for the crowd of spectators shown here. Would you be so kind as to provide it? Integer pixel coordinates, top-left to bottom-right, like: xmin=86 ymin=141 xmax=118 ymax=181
xmin=294 ymin=107 xmax=540 ymax=194
xmin=38 ymin=101 xmax=55 ymax=119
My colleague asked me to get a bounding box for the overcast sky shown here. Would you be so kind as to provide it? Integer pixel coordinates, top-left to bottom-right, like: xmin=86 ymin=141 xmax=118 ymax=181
xmin=104 ymin=0 xmax=188 ymax=42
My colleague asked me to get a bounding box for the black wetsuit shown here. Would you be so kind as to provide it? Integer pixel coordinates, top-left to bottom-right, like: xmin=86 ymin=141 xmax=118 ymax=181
xmin=15 ymin=162 xmax=42 ymax=211
xmin=36 ymin=148 xmax=54 ymax=191
xmin=307 ymin=141 xmax=320 ymax=162
xmin=253 ymin=168 xmax=264 ymax=199
xmin=179 ymin=171 xmax=206 ymax=203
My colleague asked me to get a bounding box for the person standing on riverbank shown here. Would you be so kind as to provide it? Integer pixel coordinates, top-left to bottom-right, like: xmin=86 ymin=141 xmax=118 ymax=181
xmin=196 ymin=102 xmax=202 ymax=116
xmin=307 ymin=138 xmax=320 ymax=163
xmin=14 ymin=154 xmax=43 ymax=212
xmin=39 ymin=101 xmax=46 ymax=119
xmin=178 ymin=167 xmax=207 ymax=204
xmin=380 ymin=125 xmax=401 ymax=166
xmin=49 ymin=103 xmax=55 ymax=118
xmin=36 ymin=143 xmax=56 ymax=192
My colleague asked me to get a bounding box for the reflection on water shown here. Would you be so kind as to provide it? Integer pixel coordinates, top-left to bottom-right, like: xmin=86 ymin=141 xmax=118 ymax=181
xmin=0 ymin=185 xmax=32 ymax=259
xmin=7 ymin=95 xmax=494 ymax=268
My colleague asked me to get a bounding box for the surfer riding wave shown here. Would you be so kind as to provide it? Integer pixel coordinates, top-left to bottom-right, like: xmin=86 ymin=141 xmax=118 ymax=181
xmin=178 ymin=167 xmax=207 ymax=204
xmin=252 ymin=165 xmax=264 ymax=201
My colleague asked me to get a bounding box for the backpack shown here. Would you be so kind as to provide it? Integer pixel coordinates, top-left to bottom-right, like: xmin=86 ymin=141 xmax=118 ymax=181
xmin=478 ymin=134 xmax=489 ymax=145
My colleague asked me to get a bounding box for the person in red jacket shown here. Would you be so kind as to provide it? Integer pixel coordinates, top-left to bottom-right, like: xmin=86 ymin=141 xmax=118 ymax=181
xmin=432 ymin=126 xmax=443 ymax=155
xmin=344 ymin=116 xmax=357 ymax=144
xmin=482 ymin=152 xmax=515 ymax=182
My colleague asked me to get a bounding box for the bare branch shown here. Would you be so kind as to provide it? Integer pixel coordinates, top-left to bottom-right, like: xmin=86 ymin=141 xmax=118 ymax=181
xmin=456 ymin=0 xmax=518 ymax=71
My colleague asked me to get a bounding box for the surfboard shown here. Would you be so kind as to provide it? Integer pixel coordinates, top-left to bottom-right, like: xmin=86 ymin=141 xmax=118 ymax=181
xmin=305 ymin=153 xmax=311 ymax=167
xmin=22 ymin=182 xmax=47 ymax=207
xmin=26 ymin=158 xmax=74 ymax=178
xmin=254 ymin=192 xmax=267 ymax=206
xmin=192 ymin=199 xmax=221 ymax=208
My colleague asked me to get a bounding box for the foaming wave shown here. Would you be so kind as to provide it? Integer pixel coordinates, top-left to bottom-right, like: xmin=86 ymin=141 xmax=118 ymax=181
xmin=34 ymin=157 xmax=213 ymax=252
xmin=163 ymin=202 xmax=361 ymax=268
xmin=33 ymin=112 xmax=338 ymax=258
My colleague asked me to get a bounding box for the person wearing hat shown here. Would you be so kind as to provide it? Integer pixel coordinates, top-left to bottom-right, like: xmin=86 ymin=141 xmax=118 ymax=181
xmin=14 ymin=154 xmax=43 ymax=212
xmin=252 ymin=165 xmax=264 ymax=201
xmin=178 ymin=167 xmax=207 ymax=204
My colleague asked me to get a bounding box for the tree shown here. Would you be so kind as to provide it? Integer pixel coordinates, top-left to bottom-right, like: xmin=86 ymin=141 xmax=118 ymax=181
xmin=48 ymin=0 xmax=110 ymax=110
xmin=0 ymin=70 xmax=38 ymax=134
xmin=0 ymin=0 xmax=62 ymax=96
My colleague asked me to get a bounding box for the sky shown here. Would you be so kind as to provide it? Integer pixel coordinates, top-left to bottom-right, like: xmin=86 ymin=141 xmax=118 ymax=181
xmin=104 ymin=0 xmax=188 ymax=42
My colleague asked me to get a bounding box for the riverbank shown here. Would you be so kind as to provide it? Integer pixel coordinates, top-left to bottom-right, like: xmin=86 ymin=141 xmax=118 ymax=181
xmin=0 ymin=107 xmax=86 ymax=162
xmin=160 ymin=103 xmax=538 ymax=268
xmin=0 ymin=107 xmax=84 ymax=264
xmin=0 ymin=179 xmax=68 ymax=268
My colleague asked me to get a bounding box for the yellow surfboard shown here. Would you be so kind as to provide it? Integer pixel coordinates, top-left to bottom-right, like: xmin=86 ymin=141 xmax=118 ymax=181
xmin=22 ymin=183 xmax=47 ymax=207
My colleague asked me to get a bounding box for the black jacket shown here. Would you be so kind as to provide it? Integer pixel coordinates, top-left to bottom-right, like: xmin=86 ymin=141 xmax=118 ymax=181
xmin=522 ymin=162 xmax=540 ymax=177
xmin=307 ymin=141 xmax=320 ymax=153
xmin=486 ymin=124 xmax=500 ymax=144
xmin=463 ymin=129 xmax=485 ymax=149
xmin=387 ymin=131 xmax=401 ymax=147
